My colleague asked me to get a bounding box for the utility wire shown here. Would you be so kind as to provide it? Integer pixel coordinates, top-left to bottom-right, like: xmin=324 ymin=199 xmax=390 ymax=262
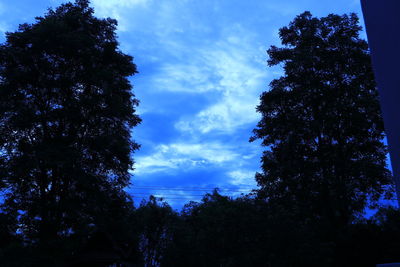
xmin=130 ymin=186 xmax=256 ymax=202
xmin=131 ymin=186 xmax=254 ymax=192
xmin=132 ymin=192 xmax=205 ymax=197
xmin=132 ymin=185 xmax=254 ymax=189
xmin=132 ymin=196 xmax=203 ymax=200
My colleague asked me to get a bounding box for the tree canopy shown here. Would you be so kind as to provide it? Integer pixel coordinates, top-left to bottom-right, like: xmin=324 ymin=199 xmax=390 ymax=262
xmin=251 ymin=11 xmax=393 ymax=228
xmin=0 ymin=0 xmax=140 ymax=264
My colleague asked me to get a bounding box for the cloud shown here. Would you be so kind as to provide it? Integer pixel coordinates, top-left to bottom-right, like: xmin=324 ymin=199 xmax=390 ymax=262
xmin=91 ymin=0 xmax=150 ymax=31
xmin=153 ymin=62 xmax=216 ymax=93
xmin=228 ymin=170 xmax=257 ymax=186
xmin=172 ymin=36 xmax=267 ymax=134
xmin=133 ymin=19 xmax=269 ymax=133
xmin=134 ymin=142 xmax=240 ymax=175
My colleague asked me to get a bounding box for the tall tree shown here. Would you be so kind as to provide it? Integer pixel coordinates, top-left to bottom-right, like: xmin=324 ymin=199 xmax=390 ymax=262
xmin=251 ymin=12 xmax=393 ymax=229
xmin=0 ymin=0 xmax=140 ymax=259
xmin=161 ymin=191 xmax=269 ymax=267
xmin=136 ymin=196 xmax=178 ymax=267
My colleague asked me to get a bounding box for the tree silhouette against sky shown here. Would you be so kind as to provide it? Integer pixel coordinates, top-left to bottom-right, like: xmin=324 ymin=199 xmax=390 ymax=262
xmin=251 ymin=11 xmax=393 ymax=230
xmin=0 ymin=0 xmax=140 ymax=262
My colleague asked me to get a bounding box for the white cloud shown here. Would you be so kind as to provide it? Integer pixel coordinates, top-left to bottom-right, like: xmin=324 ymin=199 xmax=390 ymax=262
xmin=135 ymin=22 xmax=269 ymax=134
xmin=91 ymin=0 xmax=150 ymax=31
xmin=172 ymin=37 xmax=267 ymax=134
xmin=153 ymin=62 xmax=216 ymax=93
xmin=135 ymin=142 xmax=239 ymax=175
xmin=228 ymin=170 xmax=256 ymax=186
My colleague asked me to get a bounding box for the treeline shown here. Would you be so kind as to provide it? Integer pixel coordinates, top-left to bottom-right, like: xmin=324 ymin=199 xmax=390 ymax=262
xmin=2 ymin=191 xmax=400 ymax=266
xmin=136 ymin=194 xmax=400 ymax=267
xmin=0 ymin=0 xmax=399 ymax=266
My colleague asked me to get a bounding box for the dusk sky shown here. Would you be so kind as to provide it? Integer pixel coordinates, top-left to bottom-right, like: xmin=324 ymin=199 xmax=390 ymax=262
xmin=0 ymin=0 xmax=365 ymax=209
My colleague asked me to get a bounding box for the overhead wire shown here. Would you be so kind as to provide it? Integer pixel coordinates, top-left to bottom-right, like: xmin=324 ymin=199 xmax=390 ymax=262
xmin=129 ymin=185 xmax=257 ymax=202
xmin=130 ymin=186 xmax=255 ymax=192
xmin=132 ymin=196 xmax=204 ymax=201
xmin=132 ymin=192 xmax=205 ymax=197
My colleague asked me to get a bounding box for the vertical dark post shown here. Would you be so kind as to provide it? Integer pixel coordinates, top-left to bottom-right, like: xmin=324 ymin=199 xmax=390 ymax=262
xmin=361 ymin=0 xmax=400 ymax=206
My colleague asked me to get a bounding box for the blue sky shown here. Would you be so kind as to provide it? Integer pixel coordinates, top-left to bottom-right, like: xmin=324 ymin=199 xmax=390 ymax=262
xmin=0 ymin=0 xmax=364 ymax=209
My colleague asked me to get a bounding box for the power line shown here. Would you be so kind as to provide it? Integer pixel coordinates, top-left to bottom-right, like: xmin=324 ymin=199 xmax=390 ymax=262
xmin=130 ymin=186 xmax=255 ymax=192
xmin=132 ymin=192 xmax=205 ymax=197
xmin=129 ymin=186 xmax=256 ymax=202
xmin=131 ymin=185 xmax=255 ymax=190
xmin=131 ymin=194 xmax=247 ymax=200
xmin=132 ymin=196 xmax=202 ymax=200
xmin=131 ymin=193 xmax=251 ymax=201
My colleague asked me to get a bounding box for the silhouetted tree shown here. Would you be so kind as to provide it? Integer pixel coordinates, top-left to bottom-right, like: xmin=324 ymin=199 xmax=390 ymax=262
xmin=161 ymin=191 xmax=272 ymax=267
xmin=0 ymin=0 xmax=140 ymax=264
xmin=327 ymin=206 xmax=400 ymax=266
xmin=136 ymin=196 xmax=178 ymax=267
xmin=69 ymin=195 xmax=143 ymax=266
xmin=251 ymin=12 xmax=393 ymax=230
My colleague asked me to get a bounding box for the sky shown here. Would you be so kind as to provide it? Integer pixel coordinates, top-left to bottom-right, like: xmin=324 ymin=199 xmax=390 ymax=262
xmin=0 ymin=0 xmax=364 ymax=209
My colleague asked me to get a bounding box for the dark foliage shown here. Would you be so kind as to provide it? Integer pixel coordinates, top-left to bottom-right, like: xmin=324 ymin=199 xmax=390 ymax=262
xmin=160 ymin=193 xmax=400 ymax=267
xmin=0 ymin=0 xmax=141 ymax=265
xmin=251 ymin=11 xmax=393 ymax=229
xmin=136 ymin=196 xmax=178 ymax=267
xmin=161 ymin=191 xmax=268 ymax=267
xmin=1 ymin=3 xmax=400 ymax=267
xmin=247 ymin=11 xmax=397 ymax=266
